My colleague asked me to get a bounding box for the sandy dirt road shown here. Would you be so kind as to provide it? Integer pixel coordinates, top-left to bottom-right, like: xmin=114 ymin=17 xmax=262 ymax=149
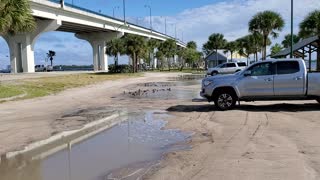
xmin=147 ymin=102 xmax=320 ymax=180
xmin=1 ymin=72 xmax=320 ymax=180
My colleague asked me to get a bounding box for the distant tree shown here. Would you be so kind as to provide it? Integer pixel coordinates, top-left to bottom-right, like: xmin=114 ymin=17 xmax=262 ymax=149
xmin=281 ymin=34 xmax=301 ymax=48
xmin=122 ymin=34 xmax=147 ymax=73
xmin=299 ymin=10 xmax=320 ymax=71
xmin=187 ymin=41 xmax=197 ymax=49
xmin=47 ymin=50 xmax=56 ymax=66
xmin=249 ymin=11 xmax=285 ymax=60
xmin=155 ymin=50 xmax=165 ymax=70
xmin=106 ymin=38 xmax=125 ymax=67
xmin=271 ymin=43 xmax=283 ymax=56
xmin=177 ymin=47 xmax=186 ymax=70
xmin=202 ymin=33 xmax=227 ymax=56
xmin=147 ymin=38 xmax=160 ymax=68
xmin=158 ymin=39 xmax=177 ymax=71
xmin=0 ymin=0 xmax=36 ymax=35
xmin=236 ymin=36 xmax=254 ymax=61
xmin=224 ymin=41 xmax=238 ymax=61
xmin=183 ymin=48 xmax=201 ymax=68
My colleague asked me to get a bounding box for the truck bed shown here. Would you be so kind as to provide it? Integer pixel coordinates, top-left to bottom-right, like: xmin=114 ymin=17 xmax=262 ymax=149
xmin=308 ymin=72 xmax=320 ymax=96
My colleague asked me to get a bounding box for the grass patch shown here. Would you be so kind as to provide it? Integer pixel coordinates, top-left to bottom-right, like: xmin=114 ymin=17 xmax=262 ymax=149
xmin=0 ymin=85 xmax=24 ymax=99
xmin=0 ymin=73 xmax=141 ymax=101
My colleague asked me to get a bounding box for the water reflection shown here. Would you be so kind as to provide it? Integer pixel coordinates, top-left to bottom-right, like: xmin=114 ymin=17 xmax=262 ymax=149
xmin=0 ymin=111 xmax=190 ymax=180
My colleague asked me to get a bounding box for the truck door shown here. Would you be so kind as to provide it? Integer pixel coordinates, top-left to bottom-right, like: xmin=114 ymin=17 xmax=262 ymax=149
xmin=226 ymin=63 xmax=237 ymax=73
xmin=274 ymin=61 xmax=304 ymax=96
xmin=238 ymin=62 xmax=275 ymax=97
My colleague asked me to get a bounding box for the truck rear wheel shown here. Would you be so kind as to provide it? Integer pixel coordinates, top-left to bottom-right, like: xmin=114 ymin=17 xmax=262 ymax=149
xmin=211 ymin=71 xmax=218 ymax=76
xmin=214 ymin=91 xmax=237 ymax=111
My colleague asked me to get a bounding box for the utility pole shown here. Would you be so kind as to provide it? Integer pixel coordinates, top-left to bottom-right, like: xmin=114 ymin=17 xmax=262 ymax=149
xmin=290 ymin=0 xmax=294 ymax=58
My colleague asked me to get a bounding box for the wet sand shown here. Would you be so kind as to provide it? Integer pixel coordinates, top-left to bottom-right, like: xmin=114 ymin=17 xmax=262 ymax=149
xmin=1 ymin=72 xmax=320 ymax=180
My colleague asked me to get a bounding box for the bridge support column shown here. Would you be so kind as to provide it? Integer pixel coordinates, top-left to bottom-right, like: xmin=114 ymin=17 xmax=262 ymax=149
xmin=76 ymin=32 xmax=123 ymax=72
xmin=3 ymin=19 xmax=61 ymax=73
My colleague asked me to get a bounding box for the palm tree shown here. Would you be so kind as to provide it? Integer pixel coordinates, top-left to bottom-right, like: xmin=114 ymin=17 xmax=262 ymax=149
xmin=202 ymin=33 xmax=227 ymax=56
xmin=158 ymin=39 xmax=177 ymax=71
xmin=282 ymin=34 xmax=301 ymax=48
xmin=203 ymin=33 xmax=227 ymax=67
xmin=47 ymin=50 xmax=56 ymax=66
xmin=155 ymin=50 xmax=165 ymax=70
xmin=187 ymin=41 xmax=197 ymax=49
xmin=237 ymin=35 xmax=256 ymax=64
xmin=106 ymin=38 xmax=125 ymax=68
xmin=249 ymin=11 xmax=285 ymax=60
xmin=224 ymin=41 xmax=238 ymax=61
xmin=299 ymin=10 xmax=320 ymax=71
xmin=271 ymin=43 xmax=283 ymax=56
xmin=147 ymin=38 xmax=160 ymax=68
xmin=0 ymin=0 xmax=36 ymax=35
xmin=122 ymin=34 xmax=147 ymax=73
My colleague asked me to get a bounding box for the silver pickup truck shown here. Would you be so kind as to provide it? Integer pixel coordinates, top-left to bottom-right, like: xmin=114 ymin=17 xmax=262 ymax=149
xmin=200 ymin=59 xmax=320 ymax=110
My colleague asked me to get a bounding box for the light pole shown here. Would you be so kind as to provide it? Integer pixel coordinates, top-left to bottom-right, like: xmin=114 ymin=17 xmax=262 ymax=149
xmin=123 ymin=0 xmax=126 ymax=24
xmin=181 ymin=31 xmax=184 ymax=42
xmin=290 ymin=0 xmax=293 ymax=58
xmin=175 ymin=24 xmax=177 ymax=40
xmin=136 ymin=17 xmax=142 ymax=25
xmin=161 ymin=16 xmax=167 ymax=34
xmin=144 ymin=5 xmax=152 ymax=30
xmin=113 ymin=6 xmax=119 ymax=18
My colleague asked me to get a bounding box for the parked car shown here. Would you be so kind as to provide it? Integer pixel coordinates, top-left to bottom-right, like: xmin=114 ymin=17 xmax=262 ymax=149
xmin=201 ymin=59 xmax=320 ymax=110
xmin=207 ymin=62 xmax=247 ymax=76
xmin=0 ymin=69 xmax=10 ymax=73
xmin=35 ymin=65 xmax=53 ymax=72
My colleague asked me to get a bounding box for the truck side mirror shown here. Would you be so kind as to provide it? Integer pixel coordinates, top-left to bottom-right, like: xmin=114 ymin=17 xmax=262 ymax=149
xmin=244 ymin=70 xmax=252 ymax=77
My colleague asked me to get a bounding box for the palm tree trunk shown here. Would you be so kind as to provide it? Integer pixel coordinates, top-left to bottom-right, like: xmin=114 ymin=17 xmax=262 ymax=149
xmin=231 ymin=51 xmax=233 ymax=61
xmin=317 ymin=38 xmax=320 ymax=71
xmin=216 ymin=48 xmax=218 ymax=66
xmin=133 ymin=52 xmax=136 ymax=73
xmin=115 ymin=55 xmax=118 ymax=66
xmin=263 ymin=35 xmax=267 ymax=60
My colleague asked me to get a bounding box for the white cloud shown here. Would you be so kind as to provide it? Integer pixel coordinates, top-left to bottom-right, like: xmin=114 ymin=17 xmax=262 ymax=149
xmin=150 ymin=0 xmax=320 ymax=50
xmin=1 ymin=0 xmax=320 ymax=69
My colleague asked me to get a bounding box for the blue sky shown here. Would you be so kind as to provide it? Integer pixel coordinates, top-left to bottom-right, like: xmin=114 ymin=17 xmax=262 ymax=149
xmin=1 ymin=0 xmax=320 ymax=69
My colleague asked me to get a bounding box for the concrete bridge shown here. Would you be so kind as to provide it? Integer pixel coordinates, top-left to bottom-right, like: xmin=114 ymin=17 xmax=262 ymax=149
xmin=2 ymin=0 xmax=185 ymax=73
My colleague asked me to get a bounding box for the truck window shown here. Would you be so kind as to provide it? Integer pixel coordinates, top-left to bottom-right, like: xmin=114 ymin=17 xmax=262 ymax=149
xmin=227 ymin=63 xmax=236 ymax=67
xmin=276 ymin=61 xmax=300 ymax=74
xmin=220 ymin=64 xmax=227 ymax=68
xmin=237 ymin=62 xmax=246 ymax=67
xmin=248 ymin=62 xmax=273 ymax=76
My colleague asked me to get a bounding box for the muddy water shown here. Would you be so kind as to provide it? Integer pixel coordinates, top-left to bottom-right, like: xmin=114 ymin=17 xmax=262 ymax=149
xmin=126 ymin=80 xmax=202 ymax=100
xmin=0 ymin=111 xmax=190 ymax=180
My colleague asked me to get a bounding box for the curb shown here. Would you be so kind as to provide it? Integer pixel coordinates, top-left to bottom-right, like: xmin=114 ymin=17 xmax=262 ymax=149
xmin=4 ymin=111 xmax=127 ymax=159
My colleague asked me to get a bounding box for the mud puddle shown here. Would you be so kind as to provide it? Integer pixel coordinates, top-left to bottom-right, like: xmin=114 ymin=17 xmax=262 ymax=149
xmin=0 ymin=111 xmax=190 ymax=180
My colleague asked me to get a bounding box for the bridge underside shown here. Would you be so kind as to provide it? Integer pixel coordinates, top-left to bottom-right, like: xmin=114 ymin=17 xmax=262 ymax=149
xmin=2 ymin=18 xmax=122 ymax=73
xmin=57 ymin=21 xmax=113 ymax=34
